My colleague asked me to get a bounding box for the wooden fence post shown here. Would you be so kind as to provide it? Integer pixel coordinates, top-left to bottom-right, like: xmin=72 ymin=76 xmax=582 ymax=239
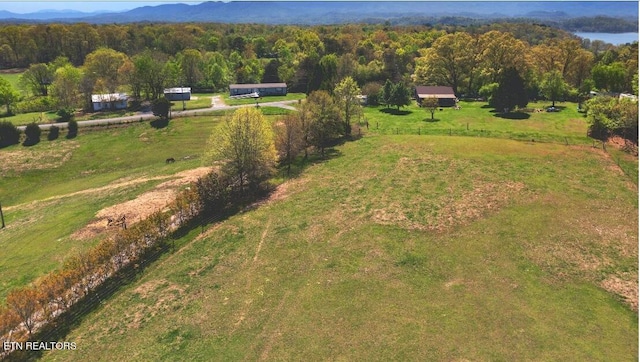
xmin=0 ymin=202 xmax=5 ymax=228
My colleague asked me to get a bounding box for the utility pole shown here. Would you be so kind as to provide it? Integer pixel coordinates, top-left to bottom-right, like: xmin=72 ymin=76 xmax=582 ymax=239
xmin=0 ymin=202 xmax=5 ymax=228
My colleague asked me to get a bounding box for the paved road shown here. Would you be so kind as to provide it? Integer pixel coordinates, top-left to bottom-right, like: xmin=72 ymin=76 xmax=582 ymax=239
xmin=16 ymin=99 xmax=299 ymax=131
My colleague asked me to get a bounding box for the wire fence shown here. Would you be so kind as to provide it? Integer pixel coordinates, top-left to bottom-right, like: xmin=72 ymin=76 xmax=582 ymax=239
xmin=359 ymin=121 xmax=598 ymax=148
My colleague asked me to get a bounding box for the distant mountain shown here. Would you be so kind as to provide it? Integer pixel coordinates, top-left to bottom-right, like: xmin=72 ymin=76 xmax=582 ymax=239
xmin=0 ymin=1 xmax=636 ymax=28
xmin=0 ymin=8 xmax=112 ymax=21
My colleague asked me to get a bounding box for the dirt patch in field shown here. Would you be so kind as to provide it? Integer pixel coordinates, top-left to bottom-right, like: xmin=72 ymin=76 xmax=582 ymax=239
xmin=71 ymin=167 xmax=212 ymax=240
xmin=128 ymin=279 xmax=186 ymax=329
xmin=372 ymin=181 xmax=526 ymax=232
xmin=0 ymin=141 xmax=79 ymax=177
xmin=601 ymin=274 xmax=638 ymax=312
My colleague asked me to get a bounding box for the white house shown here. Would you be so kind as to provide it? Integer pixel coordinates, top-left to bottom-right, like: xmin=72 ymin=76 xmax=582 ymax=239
xmin=91 ymin=93 xmax=128 ymax=112
xmin=229 ymin=83 xmax=287 ymax=97
xmin=164 ymin=87 xmax=192 ymax=101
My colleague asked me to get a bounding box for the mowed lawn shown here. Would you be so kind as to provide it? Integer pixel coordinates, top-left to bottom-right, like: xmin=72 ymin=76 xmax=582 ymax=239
xmin=42 ymin=134 xmax=638 ymax=361
xmin=0 ymin=115 xmax=227 ymax=300
xmin=363 ymin=100 xmax=591 ymax=145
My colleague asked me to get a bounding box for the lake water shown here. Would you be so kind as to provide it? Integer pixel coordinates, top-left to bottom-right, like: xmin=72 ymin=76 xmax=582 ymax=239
xmin=574 ymin=32 xmax=639 ymax=45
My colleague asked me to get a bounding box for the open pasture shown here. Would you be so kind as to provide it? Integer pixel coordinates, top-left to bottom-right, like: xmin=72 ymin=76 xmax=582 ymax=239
xmin=40 ymin=133 xmax=638 ymax=361
xmin=364 ymin=100 xmax=591 ymax=145
xmin=0 ymin=115 xmax=227 ymax=300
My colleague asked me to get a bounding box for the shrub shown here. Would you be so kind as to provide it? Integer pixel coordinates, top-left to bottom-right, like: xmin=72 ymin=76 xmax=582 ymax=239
xmin=56 ymin=108 xmax=75 ymax=122
xmin=0 ymin=121 xmax=20 ymax=148
xmin=14 ymin=96 xmax=55 ymax=114
xmin=67 ymin=119 xmax=78 ymax=139
xmin=24 ymin=122 xmax=41 ymax=146
xmin=48 ymin=125 xmax=60 ymax=141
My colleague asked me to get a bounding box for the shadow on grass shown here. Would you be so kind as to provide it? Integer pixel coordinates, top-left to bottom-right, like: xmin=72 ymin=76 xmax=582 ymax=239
xmin=22 ymin=139 xmax=40 ymax=147
xmin=423 ymin=118 xmax=440 ymax=123
xmin=16 ymin=240 xmax=174 ymax=361
xmin=493 ymin=112 xmax=530 ymax=120
xmin=379 ymin=108 xmax=412 ymax=116
xmin=7 ymin=134 xmax=355 ymax=361
xmin=150 ymin=117 xmax=169 ymax=129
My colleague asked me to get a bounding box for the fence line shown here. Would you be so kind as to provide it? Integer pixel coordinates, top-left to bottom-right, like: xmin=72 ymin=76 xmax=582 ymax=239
xmin=362 ymin=122 xmax=595 ymax=147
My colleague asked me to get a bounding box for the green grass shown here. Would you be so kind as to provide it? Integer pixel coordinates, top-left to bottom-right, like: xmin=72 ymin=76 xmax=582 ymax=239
xmin=40 ymin=134 xmax=637 ymax=361
xmin=0 ymin=110 xmax=57 ymax=125
xmin=0 ymin=116 xmax=228 ymax=300
xmin=0 ymin=72 xmax=23 ymax=92
xmin=364 ymin=100 xmax=591 ymax=145
xmin=222 ymin=92 xmax=306 ymax=106
xmin=170 ymin=93 xmax=217 ymax=111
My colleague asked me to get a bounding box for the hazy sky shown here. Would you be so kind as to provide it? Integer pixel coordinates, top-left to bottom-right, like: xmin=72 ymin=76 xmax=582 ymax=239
xmin=1 ymin=0 xmax=634 ymax=14
xmin=0 ymin=1 xmax=204 ymax=13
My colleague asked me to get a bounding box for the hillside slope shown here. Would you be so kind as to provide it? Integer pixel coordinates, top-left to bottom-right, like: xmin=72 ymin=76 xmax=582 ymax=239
xmin=43 ymin=135 xmax=637 ymax=361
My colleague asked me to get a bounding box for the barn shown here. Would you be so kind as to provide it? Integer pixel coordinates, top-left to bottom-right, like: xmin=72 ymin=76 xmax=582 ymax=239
xmin=415 ymin=86 xmax=457 ymax=107
xmin=229 ymin=83 xmax=287 ymax=97
xmin=164 ymin=87 xmax=192 ymax=101
xmin=91 ymin=93 xmax=128 ymax=112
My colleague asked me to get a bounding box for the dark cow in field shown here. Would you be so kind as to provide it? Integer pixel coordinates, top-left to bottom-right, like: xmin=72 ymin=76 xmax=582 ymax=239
xmin=165 ymin=157 xmax=176 ymax=164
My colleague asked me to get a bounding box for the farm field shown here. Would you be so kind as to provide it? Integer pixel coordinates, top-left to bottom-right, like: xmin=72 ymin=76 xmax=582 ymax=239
xmin=0 ymin=99 xmax=636 ymax=360
xmin=0 ymin=115 xmax=227 ymax=300
xmin=363 ymin=100 xmax=591 ymax=144
xmin=39 ymin=132 xmax=638 ymax=361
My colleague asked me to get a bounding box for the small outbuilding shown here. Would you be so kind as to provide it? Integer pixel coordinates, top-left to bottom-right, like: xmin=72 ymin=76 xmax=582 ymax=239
xmin=164 ymin=87 xmax=192 ymax=101
xmin=229 ymin=83 xmax=287 ymax=97
xmin=91 ymin=93 xmax=128 ymax=112
xmin=415 ymin=86 xmax=457 ymax=107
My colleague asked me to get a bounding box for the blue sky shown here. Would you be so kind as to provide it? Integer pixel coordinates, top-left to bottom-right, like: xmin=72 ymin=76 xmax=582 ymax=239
xmin=2 ymin=0 xmax=637 ymax=14
xmin=0 ymin=1 xmax=204 ymax=13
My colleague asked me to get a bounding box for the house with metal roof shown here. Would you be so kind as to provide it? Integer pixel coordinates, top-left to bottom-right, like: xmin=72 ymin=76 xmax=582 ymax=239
xmin=164 ymin=87 xmax=192 ymax=101
xmin=415 ymin=86 xmax=457 ymax=107
xmin=229 ymin=83 xmax=287 ymax=97
xmin=91 ymin=93 xmax=128 ymax=112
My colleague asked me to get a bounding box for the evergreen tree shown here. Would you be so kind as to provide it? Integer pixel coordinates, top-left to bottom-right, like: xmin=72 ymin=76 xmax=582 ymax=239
xmin=390 ymin=82 xmax=411 ymax=110
xmin=379 ymin=79 xmax=394 ymax=109
xmin=493 ymin=67 xmax=528 ymax=112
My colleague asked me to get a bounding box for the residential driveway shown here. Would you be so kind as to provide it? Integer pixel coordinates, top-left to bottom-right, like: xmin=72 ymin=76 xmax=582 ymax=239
xmin=16 ymin=99 xmax=299 ymax=131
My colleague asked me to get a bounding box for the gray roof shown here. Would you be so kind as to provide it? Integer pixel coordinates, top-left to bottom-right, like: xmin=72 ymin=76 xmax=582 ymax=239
xmin=230 ymin=83 xmax=287 ymax=89
xmin=164 ymin=87 xmax=191 ymax=94
xmin=91 ymin=93 xmax=128 ymax=103
xmin=415 ymin=86 xmax=456 ymax=98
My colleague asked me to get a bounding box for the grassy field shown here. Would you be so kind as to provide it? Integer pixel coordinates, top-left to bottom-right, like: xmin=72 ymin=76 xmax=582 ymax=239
xmin=0 ymin=116 xmax=227 ymax=300
xmin=1 ymin=98 xmax=636 ymax=360
xmin=0 ymin=72 xmax=22 ymax=92
xmin=39 ymin=133 xmax=637 ymax=361
xmin=363 ymin=100 xmax=591 ymax=145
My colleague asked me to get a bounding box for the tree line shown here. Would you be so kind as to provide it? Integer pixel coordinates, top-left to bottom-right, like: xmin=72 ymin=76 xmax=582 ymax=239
xmin=0 ymin=21 xmax=635 ymax=115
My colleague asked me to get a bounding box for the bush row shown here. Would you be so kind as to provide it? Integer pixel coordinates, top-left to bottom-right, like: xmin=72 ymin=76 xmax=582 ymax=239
xmin=0 ymin=169 xmax=259 ymax=352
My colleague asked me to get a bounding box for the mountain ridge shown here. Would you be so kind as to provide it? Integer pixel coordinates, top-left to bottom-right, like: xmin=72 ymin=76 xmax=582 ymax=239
xmin=0 ymin=1 xmax=636 ymax=27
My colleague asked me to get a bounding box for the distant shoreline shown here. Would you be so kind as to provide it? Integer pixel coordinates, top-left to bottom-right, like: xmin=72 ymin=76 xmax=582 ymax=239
xmin=574 ymin=32 xmax=639 ymax=45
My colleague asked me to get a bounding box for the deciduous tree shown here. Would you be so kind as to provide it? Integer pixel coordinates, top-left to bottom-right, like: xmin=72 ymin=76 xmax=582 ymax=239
xmin=6 ymin=287 xmax=40 ymax=338
xmin=18 ymin=63 xmax=54 ymax=96
xmin=0 ymin=77 xmax=20 ymax=115
xmin=207 ymin=107 xmax=277 ymax=192
xmin=540 ymin=70 xmax=568 ymax=107
xmin=51 ymin=64 xmax=82 ymax=109
xmin=390 ymin=82 xmax=411 ymax=110
xmin=421 ymin=96 xmax=439 ymax=120
xmin=334 ymin=76 xmax=362 ymax=136
xmin=306 ymin=90 xmax=342 ymax=157
xmin=274 ymin=113 xmax=304 ymax=176
xmin=83 ymin=48 xmax=128 ymax=93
